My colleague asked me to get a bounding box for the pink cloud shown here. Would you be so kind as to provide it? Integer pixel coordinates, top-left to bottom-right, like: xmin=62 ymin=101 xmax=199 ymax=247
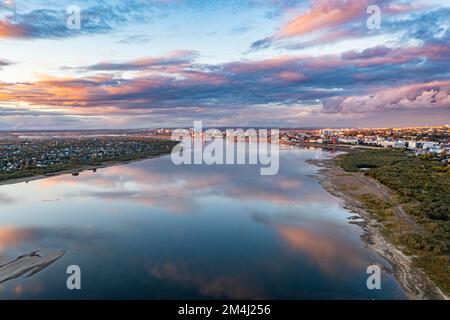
xmin=277 ymin=71 xmax=307 ymax=82
xmin=325 ymin=80 xmax=450 ymax=113
xmin=278 ymin=0 xmax=368 ymax=38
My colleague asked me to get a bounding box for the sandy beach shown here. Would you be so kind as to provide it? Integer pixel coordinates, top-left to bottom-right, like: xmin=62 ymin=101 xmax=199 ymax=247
xmin=309 ymin=156 xmax=448 ymax=300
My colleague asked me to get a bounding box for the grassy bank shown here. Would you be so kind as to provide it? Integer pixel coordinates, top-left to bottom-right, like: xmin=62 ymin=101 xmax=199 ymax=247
xmin=338 ymin=149 xmax=450 ymax=295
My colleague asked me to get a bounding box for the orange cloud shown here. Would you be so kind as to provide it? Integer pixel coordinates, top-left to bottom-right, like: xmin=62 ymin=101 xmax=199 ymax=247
xmin=0 ymin=20 xmax=26 ymax=38
xmin=278 ymin=0 xmax=368 ymax=38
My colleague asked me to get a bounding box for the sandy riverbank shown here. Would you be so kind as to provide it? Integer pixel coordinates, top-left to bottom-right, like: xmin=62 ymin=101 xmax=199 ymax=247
xmin=309 ymin=157 xmax=448 ymax=300
xmin=0 ymin=153 xmax=170 ymax=187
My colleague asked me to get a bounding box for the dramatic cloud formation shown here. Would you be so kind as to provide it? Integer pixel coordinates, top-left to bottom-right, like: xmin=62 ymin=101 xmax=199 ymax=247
xmin=0 ymin=0 xmax=449 ymax=128
xmin=324 ymin=81 xmax=450 ymax=113
xmin=251 ymin=0 xmax=440 ymax=50
xmin=3 ymin=41 xmax=449 ymax=110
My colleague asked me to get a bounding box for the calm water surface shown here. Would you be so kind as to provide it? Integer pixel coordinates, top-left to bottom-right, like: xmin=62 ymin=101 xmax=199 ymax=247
xmin=0 ymin=146 xmax=406 ymax=299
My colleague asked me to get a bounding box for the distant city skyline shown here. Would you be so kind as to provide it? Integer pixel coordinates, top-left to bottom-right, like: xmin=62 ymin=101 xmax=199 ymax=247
xmin=1 ymin=0 xmax=450 ymax=129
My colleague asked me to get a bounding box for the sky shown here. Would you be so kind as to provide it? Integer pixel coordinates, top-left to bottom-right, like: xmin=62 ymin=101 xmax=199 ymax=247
xmin=0 ymin=0 xmax=450 ymax=129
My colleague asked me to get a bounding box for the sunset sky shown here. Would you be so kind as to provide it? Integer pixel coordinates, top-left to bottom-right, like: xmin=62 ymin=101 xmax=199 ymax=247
xmin=0 ymin=0 xmax=449 ymax=129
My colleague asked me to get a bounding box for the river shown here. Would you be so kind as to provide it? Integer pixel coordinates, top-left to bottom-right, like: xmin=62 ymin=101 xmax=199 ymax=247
xmin=0 ymin=145 xmax=406 ymax=299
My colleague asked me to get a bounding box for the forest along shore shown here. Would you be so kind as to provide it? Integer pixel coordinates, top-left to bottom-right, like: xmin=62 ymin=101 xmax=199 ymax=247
xmin=308 ymin=149 xmax=449 ymax=300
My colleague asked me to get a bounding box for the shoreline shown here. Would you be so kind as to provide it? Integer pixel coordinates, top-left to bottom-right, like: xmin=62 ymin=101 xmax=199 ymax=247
xmin=281 ymin=140 xmax=382 ymax=152
xmin=308 ymin=156 xmax=448 ymax=300
xmin=0 ymin=153 xmax=170 ymax=187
